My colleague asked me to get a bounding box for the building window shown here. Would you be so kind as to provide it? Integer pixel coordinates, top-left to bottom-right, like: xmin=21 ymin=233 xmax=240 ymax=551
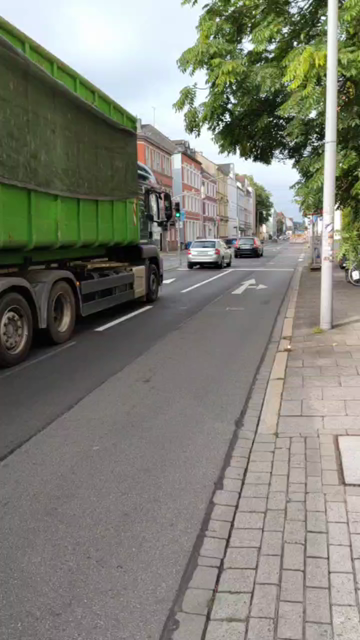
xmin=155 ymin=151 xmax=160 ymax=171
xmin=145 ymin=146 xmax=150 ymax=167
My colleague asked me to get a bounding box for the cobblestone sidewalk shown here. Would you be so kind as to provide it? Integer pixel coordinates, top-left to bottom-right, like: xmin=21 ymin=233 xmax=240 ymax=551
xmin=173 ymin=265 xmax=360 ymax=640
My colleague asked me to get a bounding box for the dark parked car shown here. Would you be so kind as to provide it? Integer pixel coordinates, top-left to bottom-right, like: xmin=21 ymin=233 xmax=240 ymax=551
xmin=234 ymin=236 xmax=263 ymax=258
xmin=224 ymin=238 xmax=237 ymax=248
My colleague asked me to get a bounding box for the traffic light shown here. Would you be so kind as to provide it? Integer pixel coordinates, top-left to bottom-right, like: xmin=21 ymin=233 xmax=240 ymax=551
xmin=174 ymin=202 xmax=181 ymax=218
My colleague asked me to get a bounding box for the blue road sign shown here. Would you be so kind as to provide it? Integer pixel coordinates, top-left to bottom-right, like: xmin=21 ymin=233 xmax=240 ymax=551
xmin=180 ymin=211 xmax=186 ymax=222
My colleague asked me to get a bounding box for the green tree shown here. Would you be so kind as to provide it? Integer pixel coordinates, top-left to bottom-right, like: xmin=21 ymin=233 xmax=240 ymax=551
xmin=174 ymin=0 xmax=360 ymax=222
xmin=244 ymin=175 xmax=273 ymax=227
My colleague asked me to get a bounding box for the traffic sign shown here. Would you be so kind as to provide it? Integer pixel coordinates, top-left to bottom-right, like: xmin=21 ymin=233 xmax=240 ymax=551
xmin=180 ymin=211 xmax=186 ymax=222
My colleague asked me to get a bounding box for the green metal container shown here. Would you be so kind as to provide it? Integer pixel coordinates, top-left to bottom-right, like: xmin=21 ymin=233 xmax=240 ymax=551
xmin=0 ymin=18 xmax=139 ymax=266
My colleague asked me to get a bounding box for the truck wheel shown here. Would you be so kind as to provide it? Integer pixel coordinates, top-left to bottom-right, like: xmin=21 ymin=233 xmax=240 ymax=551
xmin=146 ymin=264 xmax=160 ymax=303
xmin=47 ymin=281 xmax=76 ymax=344
xmin=0 ymin=292 xmax=33 ymax=367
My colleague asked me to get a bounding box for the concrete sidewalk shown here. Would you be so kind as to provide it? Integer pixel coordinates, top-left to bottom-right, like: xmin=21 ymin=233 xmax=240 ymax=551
xmin=173 ymin=265 xmax=360 ymax=640
xmin=162 ymin=251 xmax=187 ymax=271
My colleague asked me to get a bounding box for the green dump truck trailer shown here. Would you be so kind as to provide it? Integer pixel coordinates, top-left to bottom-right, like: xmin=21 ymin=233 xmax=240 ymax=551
xmin=0 ymin=18 xmax=173 ymax=367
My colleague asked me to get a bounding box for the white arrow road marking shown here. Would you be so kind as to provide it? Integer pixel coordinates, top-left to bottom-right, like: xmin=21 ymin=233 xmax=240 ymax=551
xmin=181 ymin=269 xmax=232 ymax=293
xmin=163 ymin=278 xmax=176 ymax=284
xmin=232 ymin=279 xmax=256 ymax=295
xmin=256 ymin=284 xmax=268 ymax=290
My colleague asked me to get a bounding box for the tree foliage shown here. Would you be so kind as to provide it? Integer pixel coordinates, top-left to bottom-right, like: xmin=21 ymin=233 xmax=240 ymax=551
xmin=244 ymin=175 xmax=273 ymax=225
xmin=174 ymin=0 xmax=360 ymax=222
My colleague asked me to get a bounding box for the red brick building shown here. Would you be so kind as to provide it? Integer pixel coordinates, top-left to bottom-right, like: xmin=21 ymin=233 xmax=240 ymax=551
xmin=172 ymin=140 xmax=202 ymax=246
xmin=137 ymin=120 xmax=176 ymax=250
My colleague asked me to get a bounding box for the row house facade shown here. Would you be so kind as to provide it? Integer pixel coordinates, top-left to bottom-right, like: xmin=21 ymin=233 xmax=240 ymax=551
xmin=195 ymin=152 xmax=218 ymax=238
xmin=137 ymin=120 xmax=176 ymax=250
xmin=172 ymin=140 xmax=202 ymax=246
xmin=218 ymin=163 xmax=238 ymax=238
xmin=216 ymin=166 xmax=229 ymax=238
xmin=237 ymin=175 xmax=256 ymax=235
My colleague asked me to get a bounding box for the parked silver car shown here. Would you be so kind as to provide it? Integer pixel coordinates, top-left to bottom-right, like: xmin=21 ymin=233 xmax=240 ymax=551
xmin=187 ymin=239 xmax=232 ymax=269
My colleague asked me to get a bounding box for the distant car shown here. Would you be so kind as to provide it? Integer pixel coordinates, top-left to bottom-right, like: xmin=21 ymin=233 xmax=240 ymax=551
xmin=187 ymin=239 xmax=232 ymax=269
xmin=234 ymin=236 xmax=263 ymax=258
xmin=224 ymin=238 xmax=237 ymax=248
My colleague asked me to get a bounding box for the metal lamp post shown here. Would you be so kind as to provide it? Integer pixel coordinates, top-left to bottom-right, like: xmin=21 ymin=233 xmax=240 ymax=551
xmin=320 ymin=0 xmax=338 ymax=330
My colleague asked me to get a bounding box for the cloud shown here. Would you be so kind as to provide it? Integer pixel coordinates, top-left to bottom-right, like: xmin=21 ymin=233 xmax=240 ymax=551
xmin=2 ymin=0 xmax=301 ymax=219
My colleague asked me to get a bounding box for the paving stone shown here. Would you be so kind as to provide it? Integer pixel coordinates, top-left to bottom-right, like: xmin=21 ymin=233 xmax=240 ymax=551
xmin=283 ymin=543 xmax=304 ymax=570
xmin=182 ymin=588 xmax=212 ymax=615
xmin=207 ymin=520 xmax=232 ymax=540
xmin=234 ymin=512 xmax=264 ymax=529
xmin=321 ymin=457 xmax=337 ymax=470
xmin=214 ymin=490 xmax=238 ymax=506
xmin=261 ymin=531 xmax=283 ymax=555
xmin=255 ymin=434 xmax=276 ymax=443
xmin=307 ymin=493 xmax=325 ymax=512
xmin=289 ymin=492 xmax=305 ymax=503
xmin=324 ymin=388 xmax=360 ymax=400
xmin=277 ymin=437 xmax=291 ymax=448
xmin=285 ymin=520 xmax=305 ymax=544
xmin=275 ymin=449 xmax=290 ymax=461
xmin=302 ymin=400 xmax=346 ymax=416
xmin=324 ymin=487 xmax=345 ymax=502
xmin=279 ymin=416 xmax=322 ymax=432
xmin=249 ymin=461 xmax=273 ymax=473
xmin=230 ymin=529 xmax=262 ymax=548
xmin=273 ymin=461 xmax=289 ymax=475
xmin=307 ymin=451 xmax=321 ymax=463
xmin=278 ymin=601 xmax=303 ymax=639
xmin=282 ymin=401 xmax=302 ymax=416
xmin=328 ymin=522 xmax=350 ymax=546
xmin=200 ymin=537 xmax=227 ymax=559
xmin=264 ymin=510 xmax=285 ymax=532
xmin=326 ymin=502 xmax=347 ymax=523
xmin=218 ymin=569 xmax=255 ymax=593
xmin=349 ymin=512 xmax=360 ymax=534
xmin=268 ymin=492 xmax=287 ymax=510
xmin=222 ymin=479 xmax=242 ymax=493
xmin=322 ymin=470 xmax=339 ymax=486
xmin=283 ymin=387 xmax=322 ymax=400
xmin=325 ymin=417 xmax=360 ymax=430
xmin=238 ymin=497 xmax=267 ymax=512
xmin=287 ymin=502 xmax=305 ymax=521
xmin=306 ymin=588 xmax=331 ymax=623
xmin=225 ymin=467 xmax=245 ymax=480
xmin=247 ymin=617 xmax=274 ymax=640
xmin=252 ymin=442 xmax=275 ymax=452
xmin=190 ymin=566 xmax=218 ymax=590
xmin=305 ymin=623 xmax=333 ymax=639
xmin=355 ymin=559 xmax=360 ymax=588
xmin=307 ymin=462 xmax=322 ymax=477
xmin=306 ymin=558 xmax=329 ymax=588
xmin=281 ymin=570 xmax=304 ymax=602
xmin=290 ymin=468 xmax=306 ymax=483
xmin=290 ymin=454 xmax=306 ymax=468
xmin=173 ymin=613 xmax=206 ymax=640
xmin=289 ymin=482 xmax=306 ymax=494
xmin=351 ymin=534 xmax=360 ymax=558
xmin=304 ymin=376 xmax=340 ymax=387
xmin=242 ymin=484 xmax=269 ymax=498
xmin=307 ymin=477 xmax=323 ymax=492
xmin=246 ymin=472 xmax=271 ymax=485
xmin=212 ymin=505 xmax=235 ymax=522
xmin=250 ymin=451 xmax=273 ymax=462
xmin=230 ymin=458 xmax=247 ymax=470
xmin=211 ymin=592 xmax=251 ymax=621
xmin=332 ymin=606 xmax=360 ymax=640
xmin=224 ymin=548 xmax=258 ymax=569
xmin=291 ymin=442 xmax=306 ymax=455
xmin=198 ymin=557 xmax=221 ymax=568
xmin=320 ymin=444 xmax=335 ymax=457
xmin=307 ymin=533 xmax=328 ymax=558
xmin=330 ymin=573 xmax=356 ymax=605
xmin=271 ymin=475 xmax=288 ymax=492
xmin=341 ymin=376 xmax=360 ymax=386
xmin=205 ymin=620 xmax=245 ymax=640
xmin=251 ymin=584 xmax=278 ymax=618
xmin=347 ymin=496 xmax=360 ymax=512
xmin=307 ymin=437 xmax=320 ymax=450
xmin=256 ymin=554 xmax=281 ymax=584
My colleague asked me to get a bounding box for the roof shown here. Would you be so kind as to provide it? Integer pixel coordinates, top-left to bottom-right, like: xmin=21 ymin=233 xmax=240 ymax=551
xmin=137 ymin=123 xmax=176 ymax=155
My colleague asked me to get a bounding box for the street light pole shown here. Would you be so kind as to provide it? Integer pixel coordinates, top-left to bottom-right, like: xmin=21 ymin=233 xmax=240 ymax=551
xmin=320 ymin=0 xmax=338 ymax=330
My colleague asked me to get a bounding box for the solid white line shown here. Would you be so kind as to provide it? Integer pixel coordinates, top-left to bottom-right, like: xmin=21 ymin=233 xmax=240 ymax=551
xmin=163 ymin=278 xmax=176 ymax=284
xmin=231 ymin=268 xmax=294 ymax=272
xmin=181 ymin=270 xmax=232 ymax=293
xmin=95 ymin=306 xmax=152 ymax=332
xmin=0 ymin=341 xmax=76 ymax=379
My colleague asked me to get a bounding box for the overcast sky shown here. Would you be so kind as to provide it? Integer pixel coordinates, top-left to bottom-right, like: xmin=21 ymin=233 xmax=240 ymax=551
xmin=2 ymin=0 xmax=301 ymax=219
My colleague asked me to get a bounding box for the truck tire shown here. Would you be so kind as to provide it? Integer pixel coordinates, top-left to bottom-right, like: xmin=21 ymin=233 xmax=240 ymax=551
xmin=146 ymin=264 xmax=160 ymax=303
xmin=0 ymin=292 xmax=33 ymax=367
xmin=47 ymin=281 xmax=76 ymax=344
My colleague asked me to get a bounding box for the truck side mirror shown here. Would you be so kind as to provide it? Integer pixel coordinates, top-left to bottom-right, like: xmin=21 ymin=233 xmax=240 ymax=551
xmin=164 ymin=193 xmax=173 ymax=222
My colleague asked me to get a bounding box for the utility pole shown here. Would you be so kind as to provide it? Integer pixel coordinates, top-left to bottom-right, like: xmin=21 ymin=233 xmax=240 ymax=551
xmin=320 ymin=0 xmax=338 ymax=330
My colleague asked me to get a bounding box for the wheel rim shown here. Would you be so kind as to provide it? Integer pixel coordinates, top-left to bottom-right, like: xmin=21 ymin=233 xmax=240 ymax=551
xmin=0 ymin=305 xmax=29 ymax=355
xmin=52 ymin=292 xmax=72 ymax=333
xmin=150 ymin=272 xmax=158 ymax=296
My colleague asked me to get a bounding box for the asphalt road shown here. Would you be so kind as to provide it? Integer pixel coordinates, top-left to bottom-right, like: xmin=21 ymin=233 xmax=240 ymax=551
xmin=0 ymin=242 xmax=304 ymax=640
